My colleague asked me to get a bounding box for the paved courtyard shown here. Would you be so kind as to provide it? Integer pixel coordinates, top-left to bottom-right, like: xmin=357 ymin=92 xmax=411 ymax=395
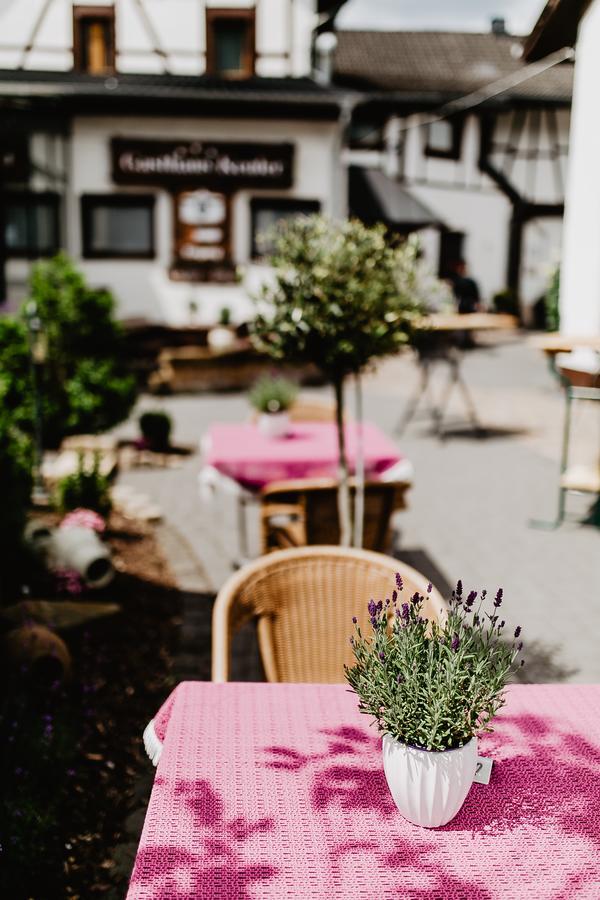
xmin=114 ymin=334 xmax=600 ymax=683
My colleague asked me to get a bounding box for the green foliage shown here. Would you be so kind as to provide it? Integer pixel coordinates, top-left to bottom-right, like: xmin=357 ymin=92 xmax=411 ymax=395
xmin=345 ymin=579 xmax=523 ymax=751
xmin=249 ymin=374 xmax=298 ymax=414
xmin=0 ymin=254 xmax=138 ymax=449
xmin=0 ymin=317 xmax=35 ymax=433
xmin=139 ymin=410 xmax=173 ymax=450
xmin=545 ymin=267 xmax=560 ymax=332
xmin=55 ymin=453 xmax=112 ymax=517
xmin=218 ymin=305 xmax=232 ymax=327
xmin=0 ymin=410 xmax=33 ymax=596
xmin=252 ymin=216 xmax=424 ymax=382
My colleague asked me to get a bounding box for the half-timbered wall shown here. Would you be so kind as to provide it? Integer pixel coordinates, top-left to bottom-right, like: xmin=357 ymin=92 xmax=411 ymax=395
xmin=0 ymin=0 xmax=315 ymax=77
xmin=348 ymin=104 xmax=570 ymax=317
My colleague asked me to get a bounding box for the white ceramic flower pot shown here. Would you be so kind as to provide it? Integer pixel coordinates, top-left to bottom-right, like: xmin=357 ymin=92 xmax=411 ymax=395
xmin=258 ymin=411 xmax=290 ymax=439
xmin=382 ymin=733 xmax=478 ymax=828
xmin=48 ymin=526 xmax=115 ymax=589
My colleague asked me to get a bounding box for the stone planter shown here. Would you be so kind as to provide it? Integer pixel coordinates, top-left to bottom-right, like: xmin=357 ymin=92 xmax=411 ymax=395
xmin=382 ymin=733 xmax=478 ymax=827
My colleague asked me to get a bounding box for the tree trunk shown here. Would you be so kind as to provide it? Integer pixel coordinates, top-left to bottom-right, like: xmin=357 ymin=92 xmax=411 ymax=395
xmin=352 ymin=373 xmax=365 ymax=548
xmin=333 ymin=376 xmax=351 ymax=546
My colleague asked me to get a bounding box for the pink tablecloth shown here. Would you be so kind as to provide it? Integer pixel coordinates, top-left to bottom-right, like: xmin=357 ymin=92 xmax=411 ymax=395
xmin=129 ymin=682 xmax=600 ymax=899
xmin=203 ymin=422 xmax=402 ymax=489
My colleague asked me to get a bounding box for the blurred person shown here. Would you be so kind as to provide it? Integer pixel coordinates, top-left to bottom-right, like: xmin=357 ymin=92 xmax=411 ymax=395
xmin=448 ymin=258 xmax=481 ymax=314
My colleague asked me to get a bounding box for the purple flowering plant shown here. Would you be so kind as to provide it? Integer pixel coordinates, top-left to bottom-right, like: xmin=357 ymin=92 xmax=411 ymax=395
xmin=344 ymin=576 xmax=524 ymax=752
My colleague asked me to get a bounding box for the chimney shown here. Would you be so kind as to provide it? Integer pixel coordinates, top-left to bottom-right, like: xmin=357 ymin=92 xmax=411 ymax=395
xmin=491 ymin=17 xmax=507 ymax=35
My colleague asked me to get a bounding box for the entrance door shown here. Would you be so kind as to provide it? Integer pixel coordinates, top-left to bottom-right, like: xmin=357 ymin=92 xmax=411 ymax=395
xmin=171 ymin=189 xmax=234 ymax=281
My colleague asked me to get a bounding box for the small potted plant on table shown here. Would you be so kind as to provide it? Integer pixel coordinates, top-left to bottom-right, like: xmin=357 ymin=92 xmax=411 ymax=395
xmin=249 ymin=375 xmax=298 ymax=439
xmin=345 ymin=578 xmax=524 ymax=828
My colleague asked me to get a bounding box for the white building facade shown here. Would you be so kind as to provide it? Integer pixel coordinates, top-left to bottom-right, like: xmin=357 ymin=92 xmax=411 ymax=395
xmin=0 ymin=0 xmax=345 ymax=324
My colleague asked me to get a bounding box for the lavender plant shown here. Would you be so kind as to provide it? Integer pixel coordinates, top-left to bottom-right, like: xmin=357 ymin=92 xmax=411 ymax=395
xmin=345 ymin=577 xmax=524 ymax=752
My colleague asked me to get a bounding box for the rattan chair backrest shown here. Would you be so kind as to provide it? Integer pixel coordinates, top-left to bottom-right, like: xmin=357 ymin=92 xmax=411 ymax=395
xmin=261 ymin=479 xmax=408 ymax=552
xmin=212 ymin=546 xmax=446 ymax=683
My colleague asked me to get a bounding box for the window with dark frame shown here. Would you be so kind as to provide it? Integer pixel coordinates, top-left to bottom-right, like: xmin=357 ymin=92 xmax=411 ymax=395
xmin=73 ymin=5 xmax=116 ymax=75
xmin=206 ymin=8 xmax=255 ymax=79
xmin=250 ymin=198 xmax=321 ymax=259
xmin=424 ymin=117 xmax=464 ymax=160
xmin=4 ymin=192 xmax=60 ymax=258
xmin=81 ymin=194 xmax=155 ymax=259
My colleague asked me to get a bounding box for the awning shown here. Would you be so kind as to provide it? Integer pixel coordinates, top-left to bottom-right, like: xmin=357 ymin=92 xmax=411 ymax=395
xmin=349 ymin=165 xmax=443 ymax=230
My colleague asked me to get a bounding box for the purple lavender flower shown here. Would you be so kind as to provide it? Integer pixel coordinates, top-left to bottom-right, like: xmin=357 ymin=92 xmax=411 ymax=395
xmin=514 ymin=626 xmax=521 ymax=638
xmin=499 ymin=620 xmax=505 ymax=629
xmin=465 ymin=590 xmax=477 ymax=609
xmin=379 ymin=651 xmax=385 ymax=661
xmin=473 ymin=614 xmax=480 ymax=625
xmin=517 ymin=641 xmax=523 ymax=652
xmin=392 ymin=590 xmax=398 ymax=603
xmin=395 ymin=573 xmax=403 ymax=591
xmin=410 ymin=591 xmax=420 ymax=604
xmin=352 ymin=616 xmax=357 ymax=624
xmin=494 ymin=588 xmax=503 ymax=608
xmin=401 ymin=603 xmax=410 ymax=622
xmin=376 ymin=600 xmax=383 ymax=613
xmin=370 ymin=616 xmax=377 ymax=627
xmin=367 ymin=599 xmax=376 ymax=617
xmin=451 ymin=633 xmax=460 ymax=652
xmin=456 ymin=580 xmax=463 ymax=599
xmin=427 ymin=582 xmax=433 ymax=594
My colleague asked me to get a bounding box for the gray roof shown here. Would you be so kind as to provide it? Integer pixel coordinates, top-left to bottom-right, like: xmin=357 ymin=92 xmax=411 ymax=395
xmin=334 ymin=31 xmax=573 ymax=105
xmin=0 ymin=71 xmax=343 ymax=120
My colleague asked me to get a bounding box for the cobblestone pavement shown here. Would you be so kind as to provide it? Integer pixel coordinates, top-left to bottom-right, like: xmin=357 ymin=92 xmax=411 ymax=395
xmin=114 ymin=334 xmax=600 ymax=683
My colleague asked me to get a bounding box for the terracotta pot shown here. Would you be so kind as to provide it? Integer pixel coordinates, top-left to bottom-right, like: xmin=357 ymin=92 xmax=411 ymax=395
xmin=382 ymin=734 xmax=478 ymax=827
xmin=4 ymin=624 xmax=71 ymax=684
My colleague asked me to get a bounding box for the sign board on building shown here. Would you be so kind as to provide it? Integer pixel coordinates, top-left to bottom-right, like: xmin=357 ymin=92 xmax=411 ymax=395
xmin=111 ymin=139 xmax=294 ymax=189
xmin=0 ymin=138 xmax=30 ymax=181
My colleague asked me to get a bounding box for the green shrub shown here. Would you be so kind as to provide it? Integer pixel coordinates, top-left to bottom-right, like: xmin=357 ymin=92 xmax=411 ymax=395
xmin=139 ymin=410 xmax=172 ymax=450
xmin=0 ymin=410 xmax=33 ymax=599
xmin=545 ymin=267 xmax=560 ymax=332
xmin=55 ymin=453 xmax=112 ymax=517
xmin=249 ymin=375 xmax=298 ymax=413
xmin=0 ymin=254 xmax=138 ymax=449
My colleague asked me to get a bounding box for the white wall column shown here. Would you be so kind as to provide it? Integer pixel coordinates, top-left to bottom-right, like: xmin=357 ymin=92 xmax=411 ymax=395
xmin=559 ymin=1 xmax=600 ymax=335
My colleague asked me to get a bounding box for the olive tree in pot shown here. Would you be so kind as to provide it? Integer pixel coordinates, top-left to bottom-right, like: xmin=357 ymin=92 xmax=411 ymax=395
xmin=345 ymin=578 xmax=524 ymax=827
xmin=252 ymin=216 xmax=423 ymax=545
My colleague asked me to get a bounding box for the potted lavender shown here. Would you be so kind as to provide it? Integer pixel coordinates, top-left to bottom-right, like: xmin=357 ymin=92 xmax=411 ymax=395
xmin=345 ymin=578 xmax=524 ymax=828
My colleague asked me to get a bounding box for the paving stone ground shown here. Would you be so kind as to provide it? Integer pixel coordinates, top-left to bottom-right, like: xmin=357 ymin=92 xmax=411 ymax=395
xmin=113 ymin=334 xmax=600 ymax=683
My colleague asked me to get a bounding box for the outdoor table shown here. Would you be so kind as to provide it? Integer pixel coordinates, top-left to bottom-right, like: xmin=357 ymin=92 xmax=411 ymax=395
xmin=203 ymin=421 xmax=403 ymax=490
xmin=398 ymin=313 xmax=518 ymax=438
xmin=129 ymin=682 xmax=600 ymax=899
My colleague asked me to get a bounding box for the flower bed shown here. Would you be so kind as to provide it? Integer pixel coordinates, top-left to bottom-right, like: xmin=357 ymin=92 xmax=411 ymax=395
xmin=0 ymin=514 xmax=181 ymax=897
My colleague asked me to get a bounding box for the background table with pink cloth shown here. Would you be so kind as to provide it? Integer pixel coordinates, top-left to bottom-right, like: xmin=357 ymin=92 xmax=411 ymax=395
xmin=129 ymin=682 xmax=600 ymax=899
xmin=203 ymin=422 xmax=403 ymax=489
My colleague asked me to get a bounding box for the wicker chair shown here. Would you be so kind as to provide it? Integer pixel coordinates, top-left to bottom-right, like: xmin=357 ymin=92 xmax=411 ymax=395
xmin=259 ymin=477 xmax=410 ymax=554
xmin=212 ymin=546 xmax=446 ymax=683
